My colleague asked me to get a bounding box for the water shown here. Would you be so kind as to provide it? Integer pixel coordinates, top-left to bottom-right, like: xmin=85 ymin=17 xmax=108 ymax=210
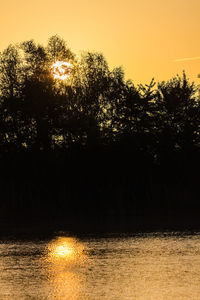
xmin=0 ymin=233 xmax=200 ymax=299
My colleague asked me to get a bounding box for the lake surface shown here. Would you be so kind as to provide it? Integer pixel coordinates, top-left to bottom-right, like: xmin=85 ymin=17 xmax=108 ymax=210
xmin=0 ymin=232 xmax=200 ymax=299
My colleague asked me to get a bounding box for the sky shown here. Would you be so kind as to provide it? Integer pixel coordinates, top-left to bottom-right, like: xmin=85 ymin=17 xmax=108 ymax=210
xmin=1 ymin=0 xmax=200 ymax=84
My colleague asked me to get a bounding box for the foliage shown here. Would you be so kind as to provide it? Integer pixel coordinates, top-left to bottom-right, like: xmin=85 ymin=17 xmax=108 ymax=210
xmin=0 ymin=36 xmax=199 ymax=174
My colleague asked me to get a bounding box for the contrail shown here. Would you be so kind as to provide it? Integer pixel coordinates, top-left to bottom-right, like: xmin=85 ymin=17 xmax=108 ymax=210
xmin=174 ymin=56 xmax=200 ymax=62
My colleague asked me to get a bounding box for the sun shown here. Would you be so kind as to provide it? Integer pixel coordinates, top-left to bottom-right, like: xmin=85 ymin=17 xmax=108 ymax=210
xmin=51 ymin=61 xmax=72 ymax=80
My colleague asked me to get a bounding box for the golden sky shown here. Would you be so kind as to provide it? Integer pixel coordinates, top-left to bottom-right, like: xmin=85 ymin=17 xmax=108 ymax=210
xmin=1 ymin=0 xmax=200 ymax=84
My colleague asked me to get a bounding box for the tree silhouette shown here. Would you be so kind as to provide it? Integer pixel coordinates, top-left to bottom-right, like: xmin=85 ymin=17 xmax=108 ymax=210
xmin=156 ymin=72 xmax=198 ymax=164
xmin=0 ymin=45 xmax=24 ymax=151
xmin=1 ymin=37 xmax=200 ymax=225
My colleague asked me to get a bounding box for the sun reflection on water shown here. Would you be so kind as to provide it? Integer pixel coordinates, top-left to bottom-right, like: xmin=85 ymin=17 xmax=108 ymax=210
xmin=53 ymin=244 xmax=73 ymax=257
xmin=43 ymin=237 xmax=87 ymax=299
xmin=47 ymin=237 xmax=85 ymax=262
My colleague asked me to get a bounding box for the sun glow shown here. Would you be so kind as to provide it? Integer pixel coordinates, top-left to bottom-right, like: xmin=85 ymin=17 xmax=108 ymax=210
xmin=51 ymin=61 xmax=72 ymax=80
xmin=43 ymin=237 xmax=87 ymax=299
xmin=53 ymin=244 xmax=73 ymax=257
xmin=47 ymin=237 xmax=85 ymax=261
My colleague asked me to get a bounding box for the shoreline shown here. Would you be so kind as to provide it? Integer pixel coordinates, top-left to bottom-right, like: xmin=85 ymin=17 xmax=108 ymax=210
xmin=0 ymin=214 xmax=200 ymax=239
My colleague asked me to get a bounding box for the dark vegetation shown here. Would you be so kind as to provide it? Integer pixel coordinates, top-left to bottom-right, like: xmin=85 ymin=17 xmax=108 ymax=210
xmin=0 ymin=35 xmax=200 ymax=232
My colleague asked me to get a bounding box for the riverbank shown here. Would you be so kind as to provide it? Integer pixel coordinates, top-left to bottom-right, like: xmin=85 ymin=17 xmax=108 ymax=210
xmin=0 ymin=213 xmax=200 ymax=239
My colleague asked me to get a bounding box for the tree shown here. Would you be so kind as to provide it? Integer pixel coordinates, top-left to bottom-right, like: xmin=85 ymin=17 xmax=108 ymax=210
xmin=0 ymin=45 xmax=25 ymax=151
xmin=155 ymin=72 xmax=199 ymax=177
xmin=20 ymin=36 xmax=76 ymax=151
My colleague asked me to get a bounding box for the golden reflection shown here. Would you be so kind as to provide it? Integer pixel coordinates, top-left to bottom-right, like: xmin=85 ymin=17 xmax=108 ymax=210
xmin=51 ymin=61 xmax=72 ymax=80
xmin=43 ymin=237 xmax=87 ymax=299
xmin=47 ymin=237 xmax=85 ymax=261
xmin=53 ymin=244 xmax=73 ymax=257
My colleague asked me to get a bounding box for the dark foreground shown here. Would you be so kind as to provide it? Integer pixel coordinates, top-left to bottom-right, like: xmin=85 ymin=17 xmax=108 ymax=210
xmin=1 ymin=213 xmax=200 ymax=239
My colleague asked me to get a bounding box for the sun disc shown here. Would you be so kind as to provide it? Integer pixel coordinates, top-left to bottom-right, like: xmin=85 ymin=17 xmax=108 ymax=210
xmin=51 ymin=61 xmax=72 ymax=80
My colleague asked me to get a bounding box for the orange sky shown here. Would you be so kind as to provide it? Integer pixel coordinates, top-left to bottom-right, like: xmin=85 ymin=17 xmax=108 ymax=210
xmin=1 ymin=0 xmax=200 ymax=84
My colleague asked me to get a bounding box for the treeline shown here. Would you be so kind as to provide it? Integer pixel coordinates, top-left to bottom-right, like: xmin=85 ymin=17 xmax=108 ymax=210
xmin=0 ymin=35 xmax=200 ymax=224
